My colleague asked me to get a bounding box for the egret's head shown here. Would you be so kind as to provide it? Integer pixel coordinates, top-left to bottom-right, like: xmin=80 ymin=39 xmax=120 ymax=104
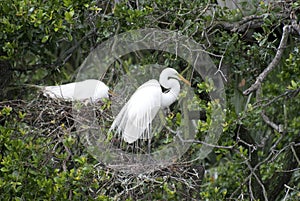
xmin=94 ymin=83 xmax=110 ymax=100
xmin=161 ymin=68 xmax=191 ymax=86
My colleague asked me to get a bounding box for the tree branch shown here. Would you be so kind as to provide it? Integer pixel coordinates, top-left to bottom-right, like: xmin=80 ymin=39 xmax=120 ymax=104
xmin=243 ymin=25 xmax=291 ymax=95
xmin=217 ymin=13 xmax=289 ymax=33
xmin=261 ymin=111 xmax=283 ymax=133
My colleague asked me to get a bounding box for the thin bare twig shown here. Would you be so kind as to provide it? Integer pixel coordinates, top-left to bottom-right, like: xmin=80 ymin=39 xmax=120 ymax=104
xmin=291 ymin=143 xmax=300 ymax=166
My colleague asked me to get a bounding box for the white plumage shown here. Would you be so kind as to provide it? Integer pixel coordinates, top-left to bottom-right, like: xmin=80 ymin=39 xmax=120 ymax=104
xmin=43 ymin=79 xmax=109 ymax=102
xmin=109 ymin=68 xmax=190 ymax=144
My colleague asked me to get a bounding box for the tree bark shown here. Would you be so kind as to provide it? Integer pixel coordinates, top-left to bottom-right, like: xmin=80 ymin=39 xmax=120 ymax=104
xmin=0 ymin=59 xmax=12 ymax=99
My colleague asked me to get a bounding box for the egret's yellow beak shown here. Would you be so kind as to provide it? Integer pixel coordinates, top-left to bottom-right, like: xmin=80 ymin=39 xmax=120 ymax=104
xmin=108 ymin=90 xmax=117 ymax=96
xmin=178 ymin=74 xmax=191 ymax=86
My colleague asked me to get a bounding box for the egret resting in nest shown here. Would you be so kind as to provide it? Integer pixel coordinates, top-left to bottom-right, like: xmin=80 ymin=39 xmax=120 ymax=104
xmin=42 ymin=79 xmax=110 ymax=103
xmin=109 ymin=68 xmax=190 ymax=144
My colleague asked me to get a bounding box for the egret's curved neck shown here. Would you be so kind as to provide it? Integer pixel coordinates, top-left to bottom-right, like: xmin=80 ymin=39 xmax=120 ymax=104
xmin=160 ymin=77 xmax=180 ymax=108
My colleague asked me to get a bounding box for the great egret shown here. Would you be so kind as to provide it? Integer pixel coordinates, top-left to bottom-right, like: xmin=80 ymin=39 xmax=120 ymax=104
xmin=42 ymin=79 xmax=110 ymax=103
xmin=109 ymin=68 xmax=190 ymax=144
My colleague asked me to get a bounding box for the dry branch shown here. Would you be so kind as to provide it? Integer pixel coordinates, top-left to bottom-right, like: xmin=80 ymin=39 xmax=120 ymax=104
xmin=243 ymin=24 xmax=291 ymax=95
xmin=261 ymin=111 xmax=283 ymax=133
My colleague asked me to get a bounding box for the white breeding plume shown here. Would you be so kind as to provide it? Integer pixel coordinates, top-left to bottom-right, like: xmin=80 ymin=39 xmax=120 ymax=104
xmin=109 ymin=68 xmax=190 ymax=144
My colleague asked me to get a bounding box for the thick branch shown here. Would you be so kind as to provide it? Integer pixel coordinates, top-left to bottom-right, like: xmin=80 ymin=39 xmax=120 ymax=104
xmin=261 ymin=111 xmax=283 ymax=133
xmin=217 ymin=13 xmax=289 ymax=33
xmin=243 ymin=25 xmax=291 ymax=95
xmin=220 ymin=19 xmax=264 ymax=33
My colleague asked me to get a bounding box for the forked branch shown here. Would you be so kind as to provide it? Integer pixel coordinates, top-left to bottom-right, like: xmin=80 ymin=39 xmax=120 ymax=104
xmin=243 ymin=25 xmax=291 ymax=95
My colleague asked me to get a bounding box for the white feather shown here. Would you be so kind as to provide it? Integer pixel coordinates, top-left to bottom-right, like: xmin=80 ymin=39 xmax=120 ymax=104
xmin=110 ymin=68 xmax=189 ymax=144
xmin=43 ymin=79 xmax=109 ymax=102
xmin=111 ymin=80 xmax=161 ymax=143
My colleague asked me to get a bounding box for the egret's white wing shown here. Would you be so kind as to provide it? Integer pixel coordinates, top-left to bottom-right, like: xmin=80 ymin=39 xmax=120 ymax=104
xmin=110 ymin=80 xmax=162 ymax=143
xmin=72 ymin=79 xmax=109 ymax=101
xmin=43 ymin=79 xmax=109 ymax=102
xmin=44 ymin=83 xmax=75 ymax=100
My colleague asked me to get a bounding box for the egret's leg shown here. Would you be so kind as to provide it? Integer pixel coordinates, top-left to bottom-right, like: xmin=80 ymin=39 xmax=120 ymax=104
xmin=147 ymin=127 xmax=152 ymax=160
xmin=147 ymin=138 xmax=151 ymax=155
xmin=132 ymin=142 xmax=135 ymax=154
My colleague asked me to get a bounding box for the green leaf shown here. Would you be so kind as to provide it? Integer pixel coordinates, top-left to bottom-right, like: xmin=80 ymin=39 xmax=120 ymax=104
xmin=64 ymin=9 xmax=74 ymax=23
xmin=291 ymin=80 xmax=297 ymax=88
xmin=41 ymin=35 xmax=49 ymax=43
xmin=63 ymin=0 xmax=72 ymax=7
xmin=1 ymin=106 xmax=12 ymax=116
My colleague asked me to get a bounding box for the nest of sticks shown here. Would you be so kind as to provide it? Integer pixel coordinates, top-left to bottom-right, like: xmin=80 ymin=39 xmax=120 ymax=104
xmin=0 ymin=93 xmax=204 ymax=199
